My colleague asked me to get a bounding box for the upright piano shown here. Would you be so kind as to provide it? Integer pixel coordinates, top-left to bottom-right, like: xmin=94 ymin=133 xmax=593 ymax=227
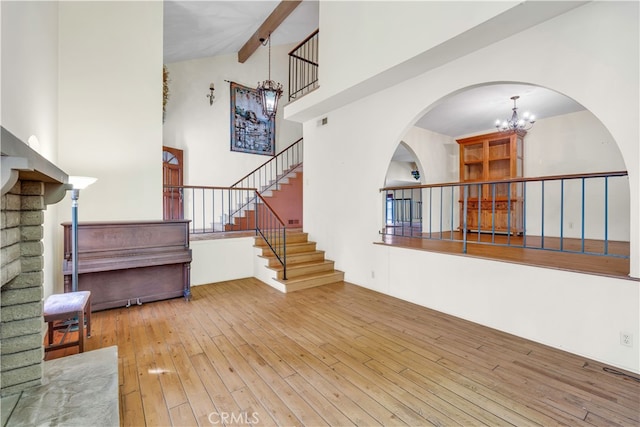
xmin=62 ymin=220 xmax=192 ymax=311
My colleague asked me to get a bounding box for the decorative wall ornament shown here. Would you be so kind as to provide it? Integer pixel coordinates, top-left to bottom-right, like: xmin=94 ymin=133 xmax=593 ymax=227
xmin=163 ymin=65 xmax=170 ymax=122
xmin=230 ymin=81 xmax=275 ymax=156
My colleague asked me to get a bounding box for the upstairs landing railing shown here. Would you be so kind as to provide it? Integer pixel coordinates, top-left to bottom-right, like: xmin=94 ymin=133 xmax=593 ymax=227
xmin=289 ymin=29 xmax=319 ymax=101
xmin=381 ymin=171 xmax=629 ymax=260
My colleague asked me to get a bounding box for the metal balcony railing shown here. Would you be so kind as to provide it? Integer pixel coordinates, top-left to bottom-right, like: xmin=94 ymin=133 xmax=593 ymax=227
xmin=289 ymin=29 xmax=319 ymax=101
xmin=381 ymin=171 xmax=630 ymax=259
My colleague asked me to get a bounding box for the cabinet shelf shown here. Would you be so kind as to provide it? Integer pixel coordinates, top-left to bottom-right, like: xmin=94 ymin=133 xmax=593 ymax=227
xmin=457 ymin=130 xmax=524 ymax=234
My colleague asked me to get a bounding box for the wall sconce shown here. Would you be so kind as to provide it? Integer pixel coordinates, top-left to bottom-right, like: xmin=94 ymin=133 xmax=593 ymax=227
xmin=410 ymin=162 xmax=420 ymax=181
xmin=207 ymin=83 xmax=215 ymax=105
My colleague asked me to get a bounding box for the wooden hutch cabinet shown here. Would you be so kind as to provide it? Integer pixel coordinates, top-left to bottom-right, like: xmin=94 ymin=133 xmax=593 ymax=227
xmin=457 ymin=130 xmax=524 ymax=234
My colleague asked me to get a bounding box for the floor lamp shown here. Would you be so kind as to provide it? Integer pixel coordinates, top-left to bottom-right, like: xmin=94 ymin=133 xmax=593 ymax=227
xmin=68 ymin=176 xmax=97 ymax=292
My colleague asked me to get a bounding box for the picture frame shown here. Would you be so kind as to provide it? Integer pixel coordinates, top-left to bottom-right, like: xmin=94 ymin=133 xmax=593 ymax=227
xmin=230 ymin=81 xmax=275 ymax=156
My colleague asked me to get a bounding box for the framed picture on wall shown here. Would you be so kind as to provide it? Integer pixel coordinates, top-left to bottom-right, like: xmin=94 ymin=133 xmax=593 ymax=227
xmin=230 ymin=81 xmax=275 ymax=156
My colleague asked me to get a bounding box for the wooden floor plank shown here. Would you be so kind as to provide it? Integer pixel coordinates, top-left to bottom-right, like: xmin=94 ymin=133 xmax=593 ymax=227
xmin=213 ymin=333 xmax=303 ymax=426
xmin=45 ymin=279 xmax=639 ymax=426
xmin=169 ymin=402 xmax=198 ymax=427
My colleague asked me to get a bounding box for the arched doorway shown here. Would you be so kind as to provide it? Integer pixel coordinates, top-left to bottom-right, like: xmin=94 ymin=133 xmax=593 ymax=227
xmin=383 ymin=82 xmax=630 ymax=276
xmin=163 ymin=146 xmax=184 ymax=219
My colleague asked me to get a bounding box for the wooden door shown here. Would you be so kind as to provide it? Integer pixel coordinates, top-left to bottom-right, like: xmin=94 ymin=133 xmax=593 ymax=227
xmin=163 ymin=146 xmax=183 ymax=219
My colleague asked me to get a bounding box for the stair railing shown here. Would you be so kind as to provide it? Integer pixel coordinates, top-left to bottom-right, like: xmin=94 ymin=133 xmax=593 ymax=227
xmin=255 ymin=191 xmax=287 ymax=280
xmin=229 ymin=138 xmax=303 ymax=221
xmin=289 ymin=29 xmax=319 ymax=101
xmin=163 ymin=185 xmax=257 ymax=233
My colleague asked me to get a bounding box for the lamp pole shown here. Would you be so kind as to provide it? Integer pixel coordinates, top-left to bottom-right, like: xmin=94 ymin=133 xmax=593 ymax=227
xmin=71 ymin=188 xmax=80 ymax=292
xmin=68 ymin=176 xmax=96 ymax=293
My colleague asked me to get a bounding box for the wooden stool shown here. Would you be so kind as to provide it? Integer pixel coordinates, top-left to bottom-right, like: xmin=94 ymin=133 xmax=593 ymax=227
xmin=44 ymin=291 xmax=92 ymax=353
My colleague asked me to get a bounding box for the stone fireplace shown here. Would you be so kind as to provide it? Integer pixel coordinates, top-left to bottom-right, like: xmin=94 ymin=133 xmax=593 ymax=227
xmin=1 ymin=127 xmax=69 ymax=397
xmin=1 ymin=128 xmax=119 ymax=426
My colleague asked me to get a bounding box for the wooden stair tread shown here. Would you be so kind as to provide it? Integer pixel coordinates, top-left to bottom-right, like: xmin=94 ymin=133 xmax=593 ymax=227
xmin=267 ymin=259 xmax=334 ymax=272
xmin=254 ymin=233 xmax=308 ymax=246
xmin=253 ymin=241 xmax=314 ymax=250
xmin=259 ymin=250 xmax=326 ymax=266
xmin=275 ymin=270 xmax=345 ymax=292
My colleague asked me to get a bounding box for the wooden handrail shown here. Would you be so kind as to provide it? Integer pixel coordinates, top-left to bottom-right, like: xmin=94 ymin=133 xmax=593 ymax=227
xmin=231 ymin=138 xmax=303 ymax=188
xmin=380 ymin=170 xmax=628 ymax=192
xmin=288 ymin=29 xmax=319 ymax=56
xmin=164 ymin=185 xmax=257 ymax=191
xmin=255 ymin=192 xmax=287 ymax=226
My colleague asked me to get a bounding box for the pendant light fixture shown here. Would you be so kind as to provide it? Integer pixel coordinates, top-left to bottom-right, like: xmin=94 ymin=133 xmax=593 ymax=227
xmin=495 ymin=95 xmax=536 ymax=132
xmin=256 ymin=34 xmax=283 ymax=119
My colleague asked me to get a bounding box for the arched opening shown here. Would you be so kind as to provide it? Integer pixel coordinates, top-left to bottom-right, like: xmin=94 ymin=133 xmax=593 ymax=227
xmin=382 ymin=82 xmax=630 ymax=277
xmin=384 ymin=142 xmax=423 ymax=187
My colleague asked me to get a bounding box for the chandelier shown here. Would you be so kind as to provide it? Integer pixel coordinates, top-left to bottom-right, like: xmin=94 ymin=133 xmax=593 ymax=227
xmin=256 ymin=34 xmax=283 ymax=119
xmin=495 ymin=95 xmax=535 ymax=132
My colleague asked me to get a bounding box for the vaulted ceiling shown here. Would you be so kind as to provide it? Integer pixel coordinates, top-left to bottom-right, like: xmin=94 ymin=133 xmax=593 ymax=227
xmin=163 ymin=0 xmax=319 ymax=63
xmin=163 ymin=2 xmax=585 ymax=141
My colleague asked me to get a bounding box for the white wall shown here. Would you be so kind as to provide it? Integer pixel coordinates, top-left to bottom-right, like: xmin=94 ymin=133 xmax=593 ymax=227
xmin=524 ymin=110 xmax=629 ymax=239
xmin=1 ymin=1 xmax=60 ymax=299
xmin=297 ymin=2 xmax=639 ymax=371
xmin=57 ymin=1 xmax=164 ymax=224
xmin=402 ymin=127 xmax=457 ymax=185
xmin=318 ymin=1 xmax=517 ymax=100
xmin=163 ymin=45 xmax=302 ymax=187
xmin=190 ymin=238 xmax=254 ymax=286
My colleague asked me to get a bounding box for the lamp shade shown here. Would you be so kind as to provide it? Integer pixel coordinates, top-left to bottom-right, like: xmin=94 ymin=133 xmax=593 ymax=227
xmin=69 ymin=176 xmax=97 ymax=190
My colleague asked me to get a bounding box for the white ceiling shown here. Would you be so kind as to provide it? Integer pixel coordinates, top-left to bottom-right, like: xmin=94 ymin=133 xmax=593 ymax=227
xmin=163 ymin=3 xmax=586 ymax=150
xmin=415 ymin=84 xmax=585 ymax=138
xmin=163 ymin=0 xmax=319 ymax=63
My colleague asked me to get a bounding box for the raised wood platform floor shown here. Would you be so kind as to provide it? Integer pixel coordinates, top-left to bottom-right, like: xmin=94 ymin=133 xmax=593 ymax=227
xmin=46 ymin=278 xmax=639 ymax=426
xmin=380 ymin=230 xmax=631 ymax=279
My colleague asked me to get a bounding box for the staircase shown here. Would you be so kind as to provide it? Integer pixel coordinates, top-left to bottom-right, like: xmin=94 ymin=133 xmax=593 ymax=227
xmin=225 ymin=138 xmax=344 ymax=292
xmin=253 ymin=230 xmax=344 ymax=293
xmin=225 ymin=165 xmax=302 ymax=231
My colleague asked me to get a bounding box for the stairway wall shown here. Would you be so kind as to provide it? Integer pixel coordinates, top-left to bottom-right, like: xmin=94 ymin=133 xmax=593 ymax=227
xmin=263 ymin=172 xmax=303 ymax=228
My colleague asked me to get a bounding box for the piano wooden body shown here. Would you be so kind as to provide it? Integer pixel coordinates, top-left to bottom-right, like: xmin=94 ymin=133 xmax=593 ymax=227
xmin=62 ymin=220 xmax=192 ymax=311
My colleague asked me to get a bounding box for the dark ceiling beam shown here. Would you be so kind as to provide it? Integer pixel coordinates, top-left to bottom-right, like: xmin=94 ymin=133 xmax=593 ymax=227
xmin=237 ymin=0 xmax=302 ymax=63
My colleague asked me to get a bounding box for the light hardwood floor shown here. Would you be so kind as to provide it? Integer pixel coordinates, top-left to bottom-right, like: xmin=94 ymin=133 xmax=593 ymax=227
xmin=47 ymin=279 xmax=639 ymax=426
